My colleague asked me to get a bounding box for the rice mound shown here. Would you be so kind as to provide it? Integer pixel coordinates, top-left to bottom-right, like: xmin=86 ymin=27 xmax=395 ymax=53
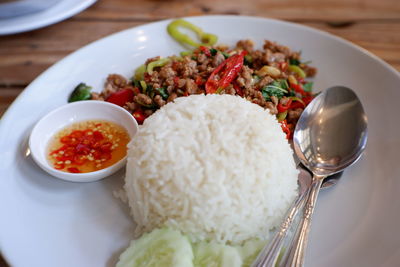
xmin=125 ymin=94 xmax=298 ymax=245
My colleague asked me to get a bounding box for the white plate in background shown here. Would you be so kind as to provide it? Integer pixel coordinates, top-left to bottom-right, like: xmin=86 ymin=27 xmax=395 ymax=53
xmin=0 ymin=0 xmax=97 ymax=35
xmin=0 ymin=15 xmax=400 ymax=267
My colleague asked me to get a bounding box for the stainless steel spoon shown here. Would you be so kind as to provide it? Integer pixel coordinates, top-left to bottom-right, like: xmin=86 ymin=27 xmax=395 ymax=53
xmin=283 ymin=85 xmax=368 ymax=266
xmin=251 ymin=86 xmax=366 ymax=267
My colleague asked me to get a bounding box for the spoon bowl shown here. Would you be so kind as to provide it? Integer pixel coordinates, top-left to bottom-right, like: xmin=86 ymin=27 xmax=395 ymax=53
xmin=293 ymin=86 xmax=368 ymax=176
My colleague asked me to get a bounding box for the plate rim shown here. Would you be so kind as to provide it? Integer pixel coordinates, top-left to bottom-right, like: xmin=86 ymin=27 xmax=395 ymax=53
xmin=0 ymin=0 xmax=97 ymax=35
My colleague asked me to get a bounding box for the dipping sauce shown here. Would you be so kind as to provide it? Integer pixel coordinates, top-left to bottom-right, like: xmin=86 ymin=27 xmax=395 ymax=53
xmin=47 ymin=120 xmax=130 ymax=173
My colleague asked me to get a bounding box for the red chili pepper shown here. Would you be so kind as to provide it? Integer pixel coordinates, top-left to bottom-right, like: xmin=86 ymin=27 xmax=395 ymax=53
xmin=171 ymin=61 xmax=180 ymax=71
xmin=280 ymin=120 xmax=293 ymax=139
xmin=289 ymin=101 xmax=305 ymax=110
xmin=173 ymin=76 xmax=180 ymax=86
xmin=279 ymin=62 xmax=288 ymax=72
xmin=302 ymin=95 xmax=314 ymax=106
xmin=205 ymin=51 xmax=246 ymax=94
xmin=289 ymin=82 xmax=310 ymax=97
xmin=199 ymin=46 xmax=211 ymax=57
xmin=297 ymin=77 xmax=306 ymax=84
xmin=67 ymin=167 xmax=80 ymax=173
xmin=195 ymin=75 xmax=204 ymax=86
xmin=233 ymin=82 xmax=243 ymax=97
xmin=132 ymin=110 xmax=146 ymax=125
xmin=75 ymin=143 xmax=90 ymax=155
xmin=132 ymin=87 xmax=140 ymax=95
xmin=106 ymin=88 xmax=134 ymax=107
xmin=277 ymin=99 xmax=293 ymax=113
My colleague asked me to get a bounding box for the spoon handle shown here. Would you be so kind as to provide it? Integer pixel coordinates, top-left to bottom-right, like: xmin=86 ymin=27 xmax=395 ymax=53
xmin=281 ymin=177 xmax=324 ymax=267
xmin=251 ymin=186 xmax=310 ymax=267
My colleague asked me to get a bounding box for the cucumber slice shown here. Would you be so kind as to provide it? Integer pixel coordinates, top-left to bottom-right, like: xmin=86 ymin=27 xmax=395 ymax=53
xmin=193 ymin=241 xmax=242 ymax=267
xmin=116 ymin=228 xmax=194 ymax=267
xmin=238 ymin=239 xmax=266 ymax=267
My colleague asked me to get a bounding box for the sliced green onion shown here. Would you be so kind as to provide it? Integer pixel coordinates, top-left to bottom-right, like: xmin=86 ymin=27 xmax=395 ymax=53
xmin=288 ymin=65 xmax=306 ymax=78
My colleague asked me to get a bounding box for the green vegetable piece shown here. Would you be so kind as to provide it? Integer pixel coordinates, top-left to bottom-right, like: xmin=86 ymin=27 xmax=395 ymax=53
xmin=134 ymin=64 xmax=146 ymax=81
xmin=116 ymin=228 xmax=194 ymax=267
xmin=244 ymin=54 xmax=253 ymax=66
xmin=222 ymin=51 xmax=230 ymax=59
xmin=167 ymin=19 xmax=218 ymax=48
xmin=147 ymin=58 xmax=170 ymax=75
xmin=132 ymin=79 xmax=141 ymax=88
xmin=261 ymin=82 xmax=288 ymax=101
xmin=277 ymin=111 xmax=288 ymax=122
xmin=193 ymin=241 xmax=242 ymax=267
xmin=289 ymin=58 xmax=300 ymax=66
xmin=210 ymin=48 xmax=218 ymax=56
xmin=156 ymin=87 xmax=169 ymax=100
xmin=68 ymin=83 xmax=92 ymax=102
xmin=303 ymin=82 xmax=313 ymax=92
xmin=273 ymin=79 xmax=289 ymax=90
xmin=140 ymin=80 xmax=147 ymax=94
xmin=238 ymin=239 xmax=266 ymax=267
xmin=288 ymin=65 xmax=306 ymax=78
xmin=290 ymin=96 xmax=305 ymax=105
xmin=180 ymin=51 xmax=193 ymax=57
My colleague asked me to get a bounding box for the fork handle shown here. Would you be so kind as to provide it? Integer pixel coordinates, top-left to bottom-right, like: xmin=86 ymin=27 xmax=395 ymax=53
xmin=281 ymin=177 xmax=324 ymax=267
xmin=251 ymin=185 xmax=310 ymax=267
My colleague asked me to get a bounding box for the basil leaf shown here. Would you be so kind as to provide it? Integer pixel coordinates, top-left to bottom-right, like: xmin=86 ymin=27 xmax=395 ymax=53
xmin=289 ymin=58 xmax=300 ymax=66
xmin=303 ymin=82 xmax=313 ymax=92
xmin=261 ymin=84 xmax=287 ymax=100
xmin=210 ymin=48 xmax=218 ymax=56
xmin=156 ymin=87 xmax=169 ymax=100
xmin=68 ymin=83 xmax=92 ymax=103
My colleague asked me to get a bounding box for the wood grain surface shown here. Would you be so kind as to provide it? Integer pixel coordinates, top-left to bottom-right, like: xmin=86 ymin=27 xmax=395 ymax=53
xmin=0 ymin=0 xmax=399 ymax=265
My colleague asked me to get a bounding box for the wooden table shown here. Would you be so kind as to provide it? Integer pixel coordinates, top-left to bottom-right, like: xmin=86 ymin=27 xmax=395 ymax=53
xmin=0 ymin=0 xmax=399 ymax=265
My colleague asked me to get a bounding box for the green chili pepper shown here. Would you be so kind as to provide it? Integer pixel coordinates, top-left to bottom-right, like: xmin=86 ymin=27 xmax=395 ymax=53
xmin=288 ymin=65 xmax=306 ymax=78
xmin=289 ymin=96 xmax=305 ymax=105
xmin=167 ymin=19 xmax=218 ymax=48
xmin=134 ymin=64 xmax=146 ymax=80
xmin=180 ymin=51 xmax=192 ymax=57
xmin=147 ymin=58 xmax=170 ymax=75
xmin=68 ymin=83 xmax=92 ymax=102
xmin=277 ymin=111 xmax=288 ymax=122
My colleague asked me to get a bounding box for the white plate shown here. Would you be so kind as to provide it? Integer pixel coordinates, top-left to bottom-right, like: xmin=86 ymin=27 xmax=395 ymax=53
xmin=0 ymin=0 xmax=97 ymax=35
xmin=1 ymin=15 xmax=400 ymax=267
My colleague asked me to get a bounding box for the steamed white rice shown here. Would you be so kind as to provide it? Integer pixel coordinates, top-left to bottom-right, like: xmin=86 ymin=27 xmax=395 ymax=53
xmin=124 ymin=94 xmax=298 ymax=245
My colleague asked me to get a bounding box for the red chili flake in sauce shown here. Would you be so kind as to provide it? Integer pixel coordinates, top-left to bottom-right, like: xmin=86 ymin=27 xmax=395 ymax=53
xmin=47 ymin=120 xmax=130 ymax=173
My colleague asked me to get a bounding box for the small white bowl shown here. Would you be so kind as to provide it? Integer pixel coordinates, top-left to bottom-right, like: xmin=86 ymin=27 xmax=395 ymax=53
xmin=29 ymin=100 xmax=138 ymax=182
